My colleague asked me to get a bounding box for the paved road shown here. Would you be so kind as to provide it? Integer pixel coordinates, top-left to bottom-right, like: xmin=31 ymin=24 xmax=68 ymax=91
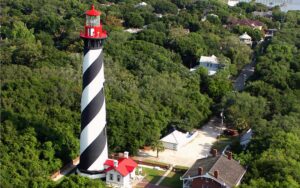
xmin=234 ymin=57 xmax=257 ymax=91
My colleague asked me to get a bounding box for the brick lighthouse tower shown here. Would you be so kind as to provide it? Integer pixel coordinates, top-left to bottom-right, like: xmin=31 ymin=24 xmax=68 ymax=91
xmin=77 ymin=5 xmax=108 ymax=178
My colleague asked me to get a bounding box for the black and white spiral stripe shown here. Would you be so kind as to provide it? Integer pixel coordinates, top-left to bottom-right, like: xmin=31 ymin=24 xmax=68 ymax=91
xmin=78 ymin=46 xmax=108 ymax=173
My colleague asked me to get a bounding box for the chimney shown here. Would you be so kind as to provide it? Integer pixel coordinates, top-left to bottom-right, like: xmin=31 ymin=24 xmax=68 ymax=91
xmin=228 ymin=151 xmax=232 ymax=160
xmin=113 ymin=160 xmax=118 ymax=168
xmin=198 ymin=167 xmax=203 ymax=175
xmin=212 ymin=149 xmax=217 ymax=157
xmin=124 ymin=151 xmax=129 ymax=159
xmin=214 ymin=170 xmax=219 ymax=179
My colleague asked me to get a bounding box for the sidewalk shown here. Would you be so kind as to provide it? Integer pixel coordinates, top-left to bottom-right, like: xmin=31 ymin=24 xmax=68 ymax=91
xmin=155 ymin=165 xmax=174 ymax=186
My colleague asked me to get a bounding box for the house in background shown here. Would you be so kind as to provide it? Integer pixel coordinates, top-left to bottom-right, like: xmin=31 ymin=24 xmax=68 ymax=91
xmin=230 ymin=19 xmax=264 ymax=30
xmin=181 ymin=149 xmax=246 ymax=188
xmin=104 ymin=152 xmax=138 ymax=188
xmin=239 ymin=32 xmax=252 ymax=46
xmin=160 ymin=130 xmax=198 ymax=151
xmin=252 ymin=11 xmax=273 ymax=18
xmin=264 ymin=29 xmax=278 ymax=38
xmin=227 ymin=0 xmax=239 ymax=7
xmin=134 ymin=2 xmax=147 ymax=8
xmin=190 ymin=55 xmax=220 ymax=75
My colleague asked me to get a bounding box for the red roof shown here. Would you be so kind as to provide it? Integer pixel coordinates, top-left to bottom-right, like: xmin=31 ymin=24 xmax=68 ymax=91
xmin=86 ymin=5 xmax=101 ymax=16
xmin=104 ymin=158 xmax=138 ymax=177
xmin=231 ymin=19 xmax=264 ymax=27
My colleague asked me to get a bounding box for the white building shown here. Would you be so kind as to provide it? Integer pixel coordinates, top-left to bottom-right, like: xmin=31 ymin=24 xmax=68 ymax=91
xmin=239 ymin=32 xmax=252 ymax=46
xmin=124 ymin=28 xmax=143 ymax=34
xmin=104 ymin=152 xmax=138 ymax=188
xmin=160 ymin=130 xmax=198 ymax=150
xmin=228 ymin=0 xmax=240 ymax=7
xmin=134 ymin=2 xmax=147 ymax=8
xmin=190 ymin=55 xmax=220 ymax=75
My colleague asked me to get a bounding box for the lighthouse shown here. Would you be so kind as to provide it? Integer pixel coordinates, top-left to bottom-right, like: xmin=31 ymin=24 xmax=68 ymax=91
xmin=77 ymin=5 xmax=108 ymax=178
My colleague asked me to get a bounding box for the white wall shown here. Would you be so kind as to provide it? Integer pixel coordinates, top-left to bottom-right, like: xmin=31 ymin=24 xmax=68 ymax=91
xmin=106 ymin=170 xmax=125 ymax=187
xmin=162 ymin=141 xmax=178 ymax=150
xmin=106 ymin=168 xmax=136 ymax=188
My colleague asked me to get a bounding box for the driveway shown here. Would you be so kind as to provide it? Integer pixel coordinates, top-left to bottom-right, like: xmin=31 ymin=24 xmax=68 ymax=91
xmin=234 ymin=57 xmax=257 ymax=91
xmin=135 ymin=117 xmax=225 ymax=167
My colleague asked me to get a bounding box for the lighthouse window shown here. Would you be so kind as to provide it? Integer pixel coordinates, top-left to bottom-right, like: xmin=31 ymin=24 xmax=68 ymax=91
xmin=117 ymin=175 xmax=121 ymax=182
xmin=86 ymin=15 xmax=100 ymax=26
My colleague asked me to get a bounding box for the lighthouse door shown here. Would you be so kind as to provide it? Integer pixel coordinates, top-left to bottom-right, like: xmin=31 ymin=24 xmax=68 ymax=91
xmin=88 ymin=28 xmax=95 ymax=37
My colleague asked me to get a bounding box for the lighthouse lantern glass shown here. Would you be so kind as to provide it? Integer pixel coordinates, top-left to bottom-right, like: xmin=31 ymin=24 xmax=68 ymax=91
xmin=86 ymin=15 xmax=100 ymax=27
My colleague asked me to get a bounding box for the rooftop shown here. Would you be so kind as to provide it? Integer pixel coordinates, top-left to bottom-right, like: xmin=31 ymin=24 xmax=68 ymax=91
xmin=230 ymin=19 xmax=264 ymax=27
xmin=239 ymin=32 xmax=252 ymax=40
xmin=104 ymin=157 xmax=138 ymax=177
xmin=160 ymin=130 xmax=190 ymax=144
xmin=182 ymin=154 xmax=246 ymax=187
xmin=240 ymin=129 xmax=253 ymax=143
xmin=252 ymin=11 xmax=273 ymax=18
xmin=199 ymin=55 xmax=219 ymax=64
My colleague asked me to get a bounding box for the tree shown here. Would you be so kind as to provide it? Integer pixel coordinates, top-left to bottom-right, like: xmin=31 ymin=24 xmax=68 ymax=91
xmin=136 ymin=29 xmax=166 ymax=46
xmin=57 ymin=175 xmax=106 ymax=188
xmin=151 ymin=140 xmax=165 ymax=158
xmin=222 ymin=92 xmax=267 ymax=131
xmin=153 ymin=0 xmax=178 ymax=14
xmin=169 ymin=32 xmax=206 ymax=67
xmin=124 ymin=12 xmax=144 ymax=28
xmin=221 ymin=36 xmax=252 ymax=70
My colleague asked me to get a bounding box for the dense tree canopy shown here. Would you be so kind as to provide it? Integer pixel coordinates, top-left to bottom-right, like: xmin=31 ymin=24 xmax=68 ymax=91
xmin=1 ymin=0 xmax=299 ymax=187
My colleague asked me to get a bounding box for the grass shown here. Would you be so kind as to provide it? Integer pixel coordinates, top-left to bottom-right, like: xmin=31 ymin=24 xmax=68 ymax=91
xmin=160 ymin=171 xmax=183 ymax=188
xmin=143 ymin=159 xmax=170 ymax=167
xmin=140 ymin=167 xmax=183 ymax=188
xmin=174 ymin=165 xmax=189 ymax=171
xmin=212 ymin=135 xmax=238 ymax=152
xmin=142 ymin=167 xmax=165 ymax=184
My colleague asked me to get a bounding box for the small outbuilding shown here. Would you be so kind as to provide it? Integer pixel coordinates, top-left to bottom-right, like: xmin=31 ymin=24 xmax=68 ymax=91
xmin=160 ymin=130 xmax=198 ymax=150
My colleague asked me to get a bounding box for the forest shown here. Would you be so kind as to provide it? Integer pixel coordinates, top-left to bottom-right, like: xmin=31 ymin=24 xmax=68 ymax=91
xmin=0 ymin=0 xmax=299 ymax=187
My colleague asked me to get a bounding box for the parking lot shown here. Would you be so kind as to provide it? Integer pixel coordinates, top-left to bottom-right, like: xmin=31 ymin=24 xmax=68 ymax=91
xmin=136 ymin=117 xmax=225 ymax=167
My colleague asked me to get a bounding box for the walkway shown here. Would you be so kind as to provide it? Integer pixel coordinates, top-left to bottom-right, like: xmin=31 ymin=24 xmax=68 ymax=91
xmin=51 ymin=158 xmax=79 ymax=181
xmin=234 ymin=57 xmax=257 ymax=91
xmin=155 ymin=165 xmax=174 ymax=186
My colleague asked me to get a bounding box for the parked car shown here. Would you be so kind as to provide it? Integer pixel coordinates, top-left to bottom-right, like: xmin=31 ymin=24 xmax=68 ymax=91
xmin=223 ymin=129 xmax=238 ymax=136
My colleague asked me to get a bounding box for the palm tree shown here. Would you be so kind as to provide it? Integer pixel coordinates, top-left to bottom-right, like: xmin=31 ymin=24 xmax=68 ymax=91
xmin=151 ymin=140 xmax=165 ymax=158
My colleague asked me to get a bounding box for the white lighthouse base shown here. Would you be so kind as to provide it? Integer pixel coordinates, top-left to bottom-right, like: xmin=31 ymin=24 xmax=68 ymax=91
xmin=77 ymin=169 xmax=106 ymax=179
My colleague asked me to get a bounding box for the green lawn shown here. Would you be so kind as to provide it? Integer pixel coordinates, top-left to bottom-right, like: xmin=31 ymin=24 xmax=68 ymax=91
xmin=212 ymin=135 xmax=238 ymax=152
xmin=143 ymin=159 xmax=169 ymax=167
xmin=140 ymin=167 xmax=183 ymax=188
xmin=160 ymin=171 xmax=183 ymax=188
xmin=142 ymin=167 xmax=165 ymax=184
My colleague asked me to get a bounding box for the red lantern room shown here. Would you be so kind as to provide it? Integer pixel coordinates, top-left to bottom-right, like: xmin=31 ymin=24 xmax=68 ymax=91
xmin=80 ymin=5 xmax=107 ymax=39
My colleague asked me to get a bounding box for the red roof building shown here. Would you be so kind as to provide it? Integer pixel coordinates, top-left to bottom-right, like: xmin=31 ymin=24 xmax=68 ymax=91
xmin=229 ymin=18 xmax=265 ymax=30
xmin=104 ymin=157 xmax=138 ymax=177
xmin=104 ymin=152 xmax=138 ymax=188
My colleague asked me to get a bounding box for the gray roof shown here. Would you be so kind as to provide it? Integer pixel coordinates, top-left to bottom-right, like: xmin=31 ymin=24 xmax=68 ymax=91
xmin=240 ymin=129 xmax=253 ymax=143
xmin=182 ymin=154 xmax=246 ymax=187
